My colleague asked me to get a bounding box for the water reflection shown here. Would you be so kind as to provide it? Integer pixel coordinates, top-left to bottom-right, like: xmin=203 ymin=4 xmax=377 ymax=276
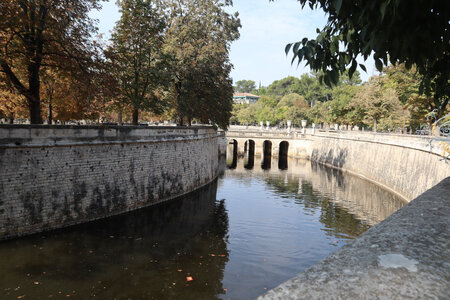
xmin=261 ymin=154 xmax=271 ymax=170
xmin=0 ymin=181 xmax=231 ymax=299
xmin=226 ymin=140 xmax=237 ymax=169
xmin=0 ymin=157 xmax=406 ymax=300
xmin=278 ymin=155 xmax=288 ymax=170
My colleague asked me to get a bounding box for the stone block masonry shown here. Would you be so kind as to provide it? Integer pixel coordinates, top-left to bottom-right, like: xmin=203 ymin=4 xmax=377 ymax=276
xmin=0 ymin=125 xmax=219 ymax=240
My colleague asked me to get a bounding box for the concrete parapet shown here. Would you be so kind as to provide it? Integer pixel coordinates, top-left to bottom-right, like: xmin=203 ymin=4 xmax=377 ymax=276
xmin=0 ymin=124 xmax=217 ymax=147
xmin=258 ymin=176 xmax=450 ymax=300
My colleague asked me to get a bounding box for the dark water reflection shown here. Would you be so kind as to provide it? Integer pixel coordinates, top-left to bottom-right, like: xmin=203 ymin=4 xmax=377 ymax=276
xmin=0 ymin=157 xmax=406 ymax=299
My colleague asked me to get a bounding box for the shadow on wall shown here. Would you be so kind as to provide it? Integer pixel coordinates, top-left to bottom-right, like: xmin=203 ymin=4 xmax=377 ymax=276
xmin=311 ymin=148 xmax=348 ymax=169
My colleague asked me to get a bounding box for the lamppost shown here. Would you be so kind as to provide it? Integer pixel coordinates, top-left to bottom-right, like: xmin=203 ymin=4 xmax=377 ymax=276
xmin=312 ymin=123 xmax=316 ymax=135
xmin=287 ymin=120 xmax=292 ymax=134
xmin=301 ymin=120 xmax=307 ymax=134
xmin=266 ymin=121 xmax=270 ymax=130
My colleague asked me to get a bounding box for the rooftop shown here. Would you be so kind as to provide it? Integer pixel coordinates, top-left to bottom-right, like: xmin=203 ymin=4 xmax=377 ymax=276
xmin=233 ymin=93 xmax=260 ymax=98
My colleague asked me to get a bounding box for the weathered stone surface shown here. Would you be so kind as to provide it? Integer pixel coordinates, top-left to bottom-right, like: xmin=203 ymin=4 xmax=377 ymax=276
xmin=225 ymin=130 xmax=450 ymax=201
xmin=0 ymin=125 xmax=219 ymax=240
xmin=258 ymin=177 xmax=450 ymax=300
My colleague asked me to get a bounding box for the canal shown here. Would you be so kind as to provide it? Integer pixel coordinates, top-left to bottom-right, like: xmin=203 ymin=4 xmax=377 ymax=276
xmin=0 ymin=157 xmax=405 ymax=299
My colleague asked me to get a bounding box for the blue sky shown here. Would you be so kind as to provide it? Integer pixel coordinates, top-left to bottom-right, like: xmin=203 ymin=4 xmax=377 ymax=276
xmin=91 ymin=0 xmax=375 ymax=86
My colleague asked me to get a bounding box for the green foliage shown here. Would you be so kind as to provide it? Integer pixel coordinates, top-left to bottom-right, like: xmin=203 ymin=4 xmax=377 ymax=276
xmin=108 ymin=0 xmax=168 ymax=124
xmin=163 ymin=0 xmax=240 ymax=129
xmin=326 ymin=85 xmax=360 ymax=124
xmin=349 ymin=77 xmax=409 ymax=131
xmin=233 ymin=68 xmax=427 ymax=131
xmin=234 ymin=80 xmax=256 ymax=93
xmin=278 ymin=93 xmax=309 ymax=109
xmin=282 ymin=0 xmax=449 ymax=117
xmin=265 ymin=76 xmax=302 ymax=100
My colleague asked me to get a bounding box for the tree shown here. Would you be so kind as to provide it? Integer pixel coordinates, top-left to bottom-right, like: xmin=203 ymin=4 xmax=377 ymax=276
xmin=0 ymin=72 xmax=28 ymax=122
xmin=283 ymin=0 xmax=449 ymax=119
xmin=381 ymin=64 xmax=442 ymax=130
xmin=327 ymin=85 xmax=360 ymax=125
xmin=0 ymin=0 xmax=102 ymax=123
xmin=237 ymin=104 xmax=257 ymax=125
xmin=350 ymin=77 xmax=408 ymax=132
xmin=265 ymin=76 xmax=302 ymax=100
xmin=108 ymin=0 xmax=168 ymax=125
xmin=163 ymin=0 xmax=240 ymax=129
xmin=277 ymin=93 xmax=309 ymax=110
xmin=276 ymin=94 xmax=310 ymax=126
xmin=234 ymin=80 xmax=256 ymax=93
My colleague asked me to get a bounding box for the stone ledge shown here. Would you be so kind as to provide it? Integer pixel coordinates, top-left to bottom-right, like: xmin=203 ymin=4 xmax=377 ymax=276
xmin=0 ymin=125 xmax=217 ymax=147
xmin=258 ymin=177 xmax=450 ymax=299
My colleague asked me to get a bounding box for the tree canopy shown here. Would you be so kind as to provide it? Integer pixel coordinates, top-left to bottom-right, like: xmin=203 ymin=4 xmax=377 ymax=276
xmin=163 ymin=0 xmax=240 ymax=129
xmin=282 ymin=0 xmax=449 ymax=119
xmin=0 ymin=0 xmax=102 ymax=123
xmin=108 ymin=0 xmax=168 ymax=125
xmin=234 ymin=80 xmax=256 ymax=93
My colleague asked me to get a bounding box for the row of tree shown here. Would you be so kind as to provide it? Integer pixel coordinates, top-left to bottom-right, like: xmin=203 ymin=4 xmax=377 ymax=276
xmin=232 ymin=65 xmax=448 ymax=132
xmin=0 ymin=0 xmax=240 ymax=129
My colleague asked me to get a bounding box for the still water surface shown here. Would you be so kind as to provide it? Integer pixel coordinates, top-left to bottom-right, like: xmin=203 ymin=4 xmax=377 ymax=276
xmin=0 ymin=157 xmax=405 ymax=299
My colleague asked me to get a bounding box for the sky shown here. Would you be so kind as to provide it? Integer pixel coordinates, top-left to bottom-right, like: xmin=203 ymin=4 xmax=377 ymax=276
xmin=90 ymin=0 xmax=375 ymax=87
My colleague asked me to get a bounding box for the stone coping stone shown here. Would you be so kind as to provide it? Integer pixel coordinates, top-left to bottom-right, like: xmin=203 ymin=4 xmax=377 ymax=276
xmin=258 ymin=177 xmax=450 ymax=300
xmin=0 ymin=125 xmax=217 ymax=147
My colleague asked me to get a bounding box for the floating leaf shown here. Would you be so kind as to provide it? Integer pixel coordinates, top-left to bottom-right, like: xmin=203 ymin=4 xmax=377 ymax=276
xmin=186 ymin=276 xmax=193 ymax=282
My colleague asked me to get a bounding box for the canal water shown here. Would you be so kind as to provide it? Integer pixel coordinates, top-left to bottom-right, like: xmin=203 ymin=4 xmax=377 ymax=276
xmin=0 ymin=157 xmax=405 ymax=299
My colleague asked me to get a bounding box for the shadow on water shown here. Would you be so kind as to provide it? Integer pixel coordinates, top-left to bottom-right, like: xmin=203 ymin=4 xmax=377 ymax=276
xmin=0 ymin=180 xmax=231 ymax=299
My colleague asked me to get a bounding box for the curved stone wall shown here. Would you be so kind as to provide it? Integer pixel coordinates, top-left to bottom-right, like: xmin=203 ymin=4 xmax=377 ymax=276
xmin=0 ymin=125 xmax=220 ymax=240
xmin=225 ymin=130 xmax=450 ymax=201
xmin=307 ymin=133 xmax=450 ymax=201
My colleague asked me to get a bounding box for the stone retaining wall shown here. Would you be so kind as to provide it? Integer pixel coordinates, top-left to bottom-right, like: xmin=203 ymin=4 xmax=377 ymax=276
xmin=0 ymin=125 xmax=219 ymax=240
xmin=225 ymin=130 xmax=450 ymax=201
xmin=308 ymin=133 xmax=450 ymax=201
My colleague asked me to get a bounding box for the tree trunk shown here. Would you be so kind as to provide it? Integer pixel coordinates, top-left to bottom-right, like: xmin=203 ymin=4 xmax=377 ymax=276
xmin=132 ymin=107 xmax=139 ymax=125
xmin=175 ymin=81 xmax=184 ymax=126
xmin=28 ymin=97 xmax=42 ymax=124
xmin=118 ymin=110 xmax=123 ymax=125
xmin=373 ymin=119 xmax=377 ymax=132
xmin=178 ymin=116 xmax=184 ymax=126
xmin=48 ymin=99 xmax=53 ymax=125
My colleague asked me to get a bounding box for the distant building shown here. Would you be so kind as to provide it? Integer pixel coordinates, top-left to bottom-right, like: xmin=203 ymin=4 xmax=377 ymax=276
xmin=233 ymin=93 xmax=260 ymax=104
